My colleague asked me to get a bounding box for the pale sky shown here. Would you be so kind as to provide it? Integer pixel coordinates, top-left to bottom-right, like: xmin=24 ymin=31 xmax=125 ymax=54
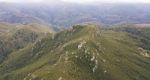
xmin=0 ymin=0 xmax=150 ymax=3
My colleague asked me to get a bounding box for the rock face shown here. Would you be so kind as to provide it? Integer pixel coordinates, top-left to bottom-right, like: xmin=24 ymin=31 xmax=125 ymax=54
xmin=138 ymin=48 xmax=150 ymax=57
xmin=78 ymin=40 xmax=86 ymax=49
xmin=0 ymin=25 xmax=150 ymax=80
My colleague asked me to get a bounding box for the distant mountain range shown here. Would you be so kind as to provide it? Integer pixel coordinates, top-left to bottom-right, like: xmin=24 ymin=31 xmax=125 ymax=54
xmin=0 ymin=3 xmax=150 ymax=28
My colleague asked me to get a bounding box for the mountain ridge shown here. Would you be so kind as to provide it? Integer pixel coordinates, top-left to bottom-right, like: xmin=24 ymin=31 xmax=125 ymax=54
xmin=0 ymin=24 xmax=149 ymax=80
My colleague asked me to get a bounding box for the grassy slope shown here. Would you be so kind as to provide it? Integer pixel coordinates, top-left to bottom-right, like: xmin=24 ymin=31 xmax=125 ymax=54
xmin=120 ymin=27 xmax=150 ymax=50
xmin=0 ymin=25 xmax=149 ymax=80
xmin=111 ymin=24 xmax=150 ymax=50
xmin=0 ymin=23 xmax=54 ymax=63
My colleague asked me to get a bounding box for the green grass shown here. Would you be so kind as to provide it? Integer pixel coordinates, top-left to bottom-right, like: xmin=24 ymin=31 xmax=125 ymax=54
xmin=0 ymin=24 xmax=150 ymax=80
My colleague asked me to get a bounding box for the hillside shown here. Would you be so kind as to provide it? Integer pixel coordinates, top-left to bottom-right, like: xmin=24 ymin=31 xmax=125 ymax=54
xmin=0 ymin=23 xmax=54 ymax=63
xmin=112 ymin=24 xmax=150 ymax=50
xmin=0 ymin=25 xmax=149 ymax=80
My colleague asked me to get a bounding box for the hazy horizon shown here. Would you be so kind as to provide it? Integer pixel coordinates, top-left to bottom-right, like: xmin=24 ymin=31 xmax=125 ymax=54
xmin=0 ymin=0 xmax=150 ymax=4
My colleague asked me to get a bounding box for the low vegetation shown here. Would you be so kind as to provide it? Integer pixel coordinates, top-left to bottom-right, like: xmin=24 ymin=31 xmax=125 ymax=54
xmin=0 ymin=24 xmax=150 ymax=80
